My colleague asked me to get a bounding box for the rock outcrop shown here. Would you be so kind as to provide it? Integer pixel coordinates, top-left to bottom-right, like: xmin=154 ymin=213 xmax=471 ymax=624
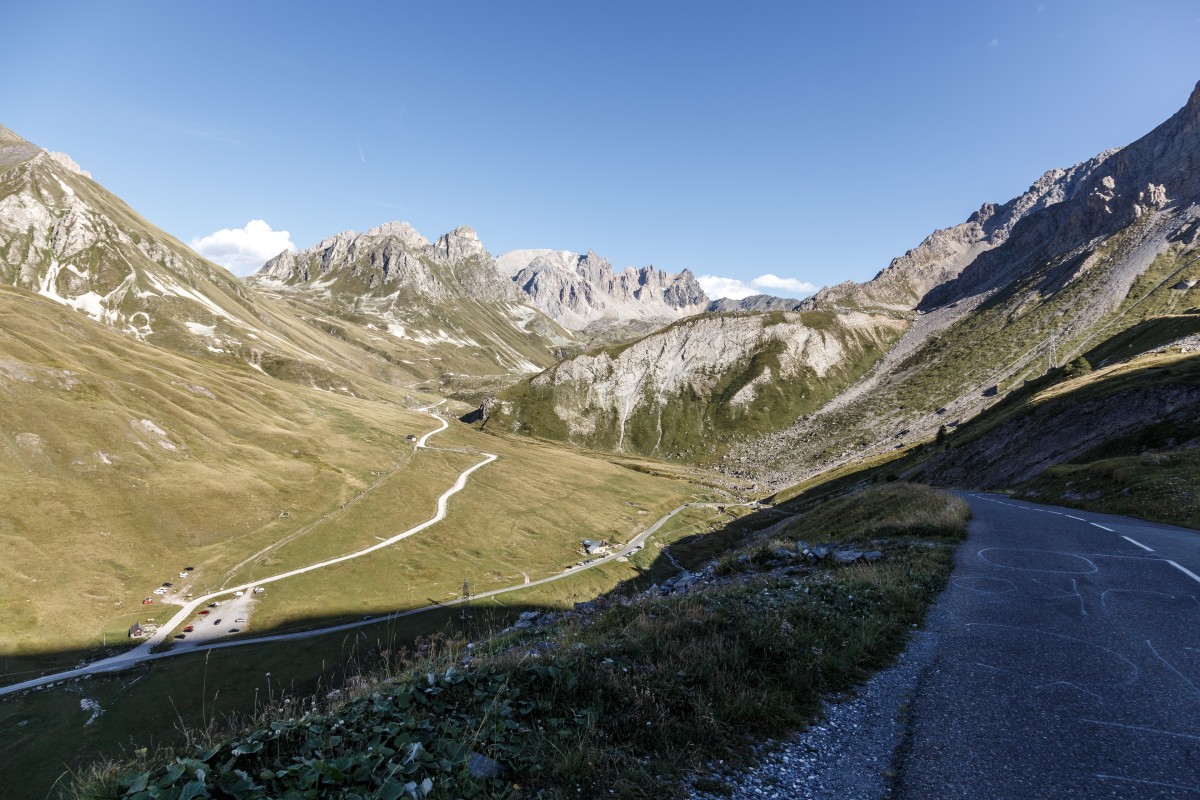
xmin=490 ymin=310 xmax=906 ymax=459
xmin=706 ymin=294 xmax=807 ymax=313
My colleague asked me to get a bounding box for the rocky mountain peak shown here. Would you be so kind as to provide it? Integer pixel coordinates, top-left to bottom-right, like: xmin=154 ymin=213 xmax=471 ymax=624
xmin=497 ymin=247 xmax=709 ymax=331
xmin=432 ymin=225 xmax=488 ymax=263
xmin=365 ymin=220 xmax=429 ymax=249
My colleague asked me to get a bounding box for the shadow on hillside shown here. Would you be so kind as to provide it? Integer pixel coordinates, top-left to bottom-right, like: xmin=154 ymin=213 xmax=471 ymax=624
xmin=0 ymin=502 xmax=801 ymax=800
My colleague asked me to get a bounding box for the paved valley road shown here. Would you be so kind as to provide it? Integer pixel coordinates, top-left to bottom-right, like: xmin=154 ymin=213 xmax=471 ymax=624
xmin=893 ymin=493 xmax=1200 ymax=799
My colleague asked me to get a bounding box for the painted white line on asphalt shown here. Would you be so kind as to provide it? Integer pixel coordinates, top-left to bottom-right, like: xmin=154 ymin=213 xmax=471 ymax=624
xmin=1122 ymin=536 xmax=1154 ymax=553
xmin=1091 ymin=523 xmax=1114 ymax=532
xmin=1066 ymin=515 xmax=1085 ymax=521
xmin=1167 ymin=560 xmax=1200 ymax=585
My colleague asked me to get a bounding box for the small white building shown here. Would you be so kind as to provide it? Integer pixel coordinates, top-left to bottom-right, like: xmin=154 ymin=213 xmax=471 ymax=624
xmin=582 ymin=539 xmax=610 ymax=556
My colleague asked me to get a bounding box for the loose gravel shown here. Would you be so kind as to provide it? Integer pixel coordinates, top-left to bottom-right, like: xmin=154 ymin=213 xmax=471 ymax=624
xmin=688 ymin=628 xmax=939 ymax=800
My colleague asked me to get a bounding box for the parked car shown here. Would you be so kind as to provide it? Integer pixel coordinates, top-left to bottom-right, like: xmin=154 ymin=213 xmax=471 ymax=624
xmin=184 ymin=566 xmax=195 ymax=571
xmin=198 ymin=610 xmax=210 ymax=616
xmin=162 ymin=582 xmax=173 ymax=587
xmin=213 ymin=619 xmax=222 ymax=625
xmin=178 ymin=572 xmax=188 ymax=578
xmin=229 ymin=628 xmax=239 ymax=633
xmin=142 ymin=598 xmax=153 ymax=604
xmin=235 ymin=618 xmax=246 ymax=623
xmin=174 ymin=634 xmax=185 ymax=640
xmin=253 ymin=587 xmax=265 ymax=594
xmin=207 ymin=602 xmax=219 ymax=608
xmin=233 ymin=591 xmax=244 ymax=597
xmin=183 ymin=625 xmax=194 ymax=632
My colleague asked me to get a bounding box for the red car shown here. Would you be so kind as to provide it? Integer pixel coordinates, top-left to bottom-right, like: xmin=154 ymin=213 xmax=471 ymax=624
xmin=142 ymin=598 xmax=153 ymax=604
xmin=198 ymin=610 xmax=210 ymax=616
xmin=183 ymin=625 xmax=194 ymax=632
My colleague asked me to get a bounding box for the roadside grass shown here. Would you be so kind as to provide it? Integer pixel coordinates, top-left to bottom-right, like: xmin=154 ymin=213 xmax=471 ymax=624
xmin=1014 ymin=451 xmax=1200 ymax=529
xmin=66 ymin=483 xmax=968 ymax=800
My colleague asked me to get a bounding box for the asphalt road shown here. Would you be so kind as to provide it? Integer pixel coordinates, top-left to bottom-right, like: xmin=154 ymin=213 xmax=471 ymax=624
xmin=892 ymin=493 xmax=1200 ymax=799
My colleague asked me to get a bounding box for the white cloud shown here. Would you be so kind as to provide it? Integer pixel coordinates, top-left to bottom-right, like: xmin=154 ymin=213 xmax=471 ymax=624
xmin=751 ymin=274 xmax=817 ymax=294
xmin=698 ymin=275 xmax=759 ymax=299
xmin=988 ymin=37 xmax=1000 ymax=47
xmin=698 ymin=273 xmax=817 ymax=300
xmin=190 ymin=220 xmax=295 ymax=276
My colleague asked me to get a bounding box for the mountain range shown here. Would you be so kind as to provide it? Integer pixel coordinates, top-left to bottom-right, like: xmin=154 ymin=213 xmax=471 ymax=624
xmin=6 ymin=76 xmax=1200 ymax=800
xmin=486 ymin=82 xmax=1200 ymax=489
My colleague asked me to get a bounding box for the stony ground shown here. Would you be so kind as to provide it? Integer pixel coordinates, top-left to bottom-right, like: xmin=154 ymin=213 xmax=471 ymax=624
xmin=687 ymin=629 xmax=938 ymax=800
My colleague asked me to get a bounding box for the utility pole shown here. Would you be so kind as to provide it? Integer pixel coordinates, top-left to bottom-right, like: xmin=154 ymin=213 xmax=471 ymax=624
xmin=459 ymin=577 xmax=472 ymax=620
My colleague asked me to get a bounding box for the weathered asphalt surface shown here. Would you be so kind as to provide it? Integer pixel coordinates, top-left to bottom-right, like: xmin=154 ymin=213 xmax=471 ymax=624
xmin=892 ymin=493 xmax=1200 ymax=799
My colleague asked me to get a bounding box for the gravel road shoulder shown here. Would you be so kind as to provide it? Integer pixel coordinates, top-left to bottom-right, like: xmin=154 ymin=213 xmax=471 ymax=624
xmin=688 ymin=627 xmax=939 ymax=800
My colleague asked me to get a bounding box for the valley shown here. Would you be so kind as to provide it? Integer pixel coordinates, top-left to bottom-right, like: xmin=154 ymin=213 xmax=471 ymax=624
xmin=3 ymin=54 xmax=1200 ymax=800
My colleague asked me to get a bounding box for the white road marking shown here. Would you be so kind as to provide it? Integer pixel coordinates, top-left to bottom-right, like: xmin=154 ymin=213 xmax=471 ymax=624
xmin=1091 ymin=523 xmax=1114 ymax=532
xmin=1122 ymin=536 xmax=1154 ymax=553
xmin=1066 ymin=515 xmax=1085 ymax=521
xmin=1167 ymin=560 xmax=1200 ymax=585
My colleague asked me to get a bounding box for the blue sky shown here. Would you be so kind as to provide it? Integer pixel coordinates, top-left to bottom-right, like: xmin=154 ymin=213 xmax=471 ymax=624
xmin=3 ymin=2 xmax=1199 ymax=295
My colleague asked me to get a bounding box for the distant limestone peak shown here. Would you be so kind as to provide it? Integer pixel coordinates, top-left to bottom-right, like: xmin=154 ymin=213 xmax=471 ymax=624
xmin=44 ymin=151 xmax=91 ymax=179
xmin=495 ymin=247 xmax=708 ymax=330
xmin=432 ymin=225 xmax=488 ymax=263
xmin=365 ymin=220 xmax=429 ymax=249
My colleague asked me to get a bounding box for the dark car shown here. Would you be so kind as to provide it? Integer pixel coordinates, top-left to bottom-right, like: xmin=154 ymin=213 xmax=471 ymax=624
xmin=229 ymin=628 xmax=240 ymax=633
xmin=162 ymin=582 xmax=173 ymax=587
xmin=213 ymin=619 xmax=222 ymax=625
xmin=207 ymin=602 xmax=219 ymax=608
xmin=174 ymin=634 xmax=186 ymax=640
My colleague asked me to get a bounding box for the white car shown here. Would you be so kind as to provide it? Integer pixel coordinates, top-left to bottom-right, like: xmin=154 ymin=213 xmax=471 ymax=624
xmin=152 ymin=588 xmax=167 ymax=595
xmin=233 ymin=591 xmax=244 ymax=597
xmin=178 ymin=572 xmax=188 ymax=578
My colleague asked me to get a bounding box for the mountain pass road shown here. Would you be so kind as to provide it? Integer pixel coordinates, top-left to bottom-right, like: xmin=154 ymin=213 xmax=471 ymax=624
xmin=892 ymin=493 xmax=1200 ymax=799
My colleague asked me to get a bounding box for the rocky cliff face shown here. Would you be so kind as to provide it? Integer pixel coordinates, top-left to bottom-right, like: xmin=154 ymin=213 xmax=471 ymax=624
xmin=813 ymin=84 xmax=1200 ymax=317
xmin=495 ymin=248 xmax=708 ymax=330
xmin=706 ymin=294 xmax=807 ymax=313
xmin=489 ymin=310 xmax=906 ymax=460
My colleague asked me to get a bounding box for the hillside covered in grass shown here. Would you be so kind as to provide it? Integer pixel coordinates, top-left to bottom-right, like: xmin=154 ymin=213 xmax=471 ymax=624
xmin=72 ymin=484 xmax=967 ymax=800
